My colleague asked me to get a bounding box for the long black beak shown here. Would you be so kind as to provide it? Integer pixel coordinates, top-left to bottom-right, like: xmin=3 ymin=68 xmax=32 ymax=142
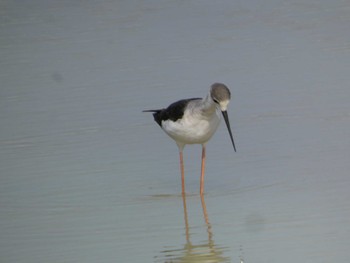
xmin=222 ymin=111 xmax=236 ymax=152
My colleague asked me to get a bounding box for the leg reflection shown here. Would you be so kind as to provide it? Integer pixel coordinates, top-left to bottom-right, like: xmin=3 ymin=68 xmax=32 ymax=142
xmin=182 ymin=192 xmax=190 ymax=244
xmin=156 ymin=194 xmax=230 ymax=262
xmin=200 ymin=193 xmax=213 ymax=243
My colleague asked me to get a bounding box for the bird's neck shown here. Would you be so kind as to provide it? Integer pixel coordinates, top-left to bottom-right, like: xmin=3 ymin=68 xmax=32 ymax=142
xmin=200 ymin=94 xmax=218 ymax=115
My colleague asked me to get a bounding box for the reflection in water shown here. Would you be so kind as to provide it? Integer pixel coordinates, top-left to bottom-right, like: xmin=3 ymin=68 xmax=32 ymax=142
xmin=155 ymin=194 xmax=231 ymax=262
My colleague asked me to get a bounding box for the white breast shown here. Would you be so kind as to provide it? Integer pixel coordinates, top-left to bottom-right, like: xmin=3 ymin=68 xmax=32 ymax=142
xmin=161 ymin=107 xmax=221 ymax=145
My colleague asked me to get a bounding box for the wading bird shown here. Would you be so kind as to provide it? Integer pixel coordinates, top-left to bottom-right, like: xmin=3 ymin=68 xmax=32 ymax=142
xmin=143 ymin=83 xmax=236 ymax=195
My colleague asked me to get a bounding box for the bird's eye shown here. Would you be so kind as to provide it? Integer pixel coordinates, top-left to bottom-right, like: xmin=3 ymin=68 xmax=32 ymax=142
xmin=213 ymin=99 xmax=219 ymax=104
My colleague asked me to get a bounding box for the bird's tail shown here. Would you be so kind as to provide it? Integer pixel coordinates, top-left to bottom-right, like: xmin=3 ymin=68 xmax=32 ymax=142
xmin=142 ymin=109 xmax=163 ymax=127
xmin=142 ymin=109 xmax=162 ymax=113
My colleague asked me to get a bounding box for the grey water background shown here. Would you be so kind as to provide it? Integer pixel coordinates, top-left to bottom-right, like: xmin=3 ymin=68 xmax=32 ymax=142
xmin=1 ymin=0 xmax=350 ymax=262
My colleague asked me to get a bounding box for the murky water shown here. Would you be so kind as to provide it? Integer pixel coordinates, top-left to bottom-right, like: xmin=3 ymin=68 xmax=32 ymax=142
xmin=1 ymin=0 xmax=350 ymax=262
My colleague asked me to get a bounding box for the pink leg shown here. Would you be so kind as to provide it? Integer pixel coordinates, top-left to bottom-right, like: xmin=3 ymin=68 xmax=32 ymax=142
xmin=179 ymin=151 xmax=185 ymax=194
xmin=200 ymin=145 xmax=206 ymax=195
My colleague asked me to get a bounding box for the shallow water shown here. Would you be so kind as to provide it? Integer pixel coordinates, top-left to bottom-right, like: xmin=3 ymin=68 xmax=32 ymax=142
xmin=1 ymin=0 xmax=350 ymax=262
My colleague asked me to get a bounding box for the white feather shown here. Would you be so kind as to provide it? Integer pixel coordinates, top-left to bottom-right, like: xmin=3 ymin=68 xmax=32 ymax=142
xmin=161 ymin=96 xmax=222 ymax=147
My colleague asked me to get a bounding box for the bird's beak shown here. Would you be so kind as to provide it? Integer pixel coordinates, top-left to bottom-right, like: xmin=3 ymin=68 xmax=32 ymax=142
xmin=221 ymin=111 xmax=236 ymax=152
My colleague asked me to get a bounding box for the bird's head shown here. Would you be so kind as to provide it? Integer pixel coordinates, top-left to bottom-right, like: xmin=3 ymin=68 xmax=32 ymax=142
xmin=210 ymin=83 xmax=236 ymax=152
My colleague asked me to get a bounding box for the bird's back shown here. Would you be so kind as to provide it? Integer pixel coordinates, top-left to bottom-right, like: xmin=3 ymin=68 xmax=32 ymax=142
xmin=144 ymin=98 xmax=201 ymax=127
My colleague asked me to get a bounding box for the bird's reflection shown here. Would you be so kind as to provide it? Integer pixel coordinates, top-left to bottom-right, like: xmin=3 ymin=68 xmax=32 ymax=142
xmin=155 ymin=194 xmax=231 ymax=263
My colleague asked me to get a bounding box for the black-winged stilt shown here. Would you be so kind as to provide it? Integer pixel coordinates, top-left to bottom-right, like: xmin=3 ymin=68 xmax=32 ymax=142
xmin=143 ymin=83 xmax=236 ymax=195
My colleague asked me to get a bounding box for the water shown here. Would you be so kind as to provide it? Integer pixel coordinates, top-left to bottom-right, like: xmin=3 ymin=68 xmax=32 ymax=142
xmin=1 ymin=0 xmax=350 ymax=262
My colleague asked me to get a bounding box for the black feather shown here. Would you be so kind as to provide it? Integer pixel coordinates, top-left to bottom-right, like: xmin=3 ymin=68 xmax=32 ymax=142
xmin=143 ymin=98 xmax=201 ymax=127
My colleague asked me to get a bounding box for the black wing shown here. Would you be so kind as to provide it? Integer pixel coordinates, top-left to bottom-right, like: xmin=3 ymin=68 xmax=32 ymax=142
xmin=143 ymin=98 xmax=201 ymax=127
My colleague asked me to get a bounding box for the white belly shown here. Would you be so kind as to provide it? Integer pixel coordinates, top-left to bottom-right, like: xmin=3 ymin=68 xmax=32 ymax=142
xmin=161 ymin=109 xmax=221 ymax=145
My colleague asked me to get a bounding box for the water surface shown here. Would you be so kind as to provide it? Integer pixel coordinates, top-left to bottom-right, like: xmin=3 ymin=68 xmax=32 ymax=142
xmin=1 ymin=0 xmax=350 ymax=262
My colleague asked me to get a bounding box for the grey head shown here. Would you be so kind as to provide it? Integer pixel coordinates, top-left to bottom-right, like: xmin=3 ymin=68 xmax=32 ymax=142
xmin=210 ymin=83 xmax=231 ymax=104
xmin=210 ymin=83 xmax=236 ymax=152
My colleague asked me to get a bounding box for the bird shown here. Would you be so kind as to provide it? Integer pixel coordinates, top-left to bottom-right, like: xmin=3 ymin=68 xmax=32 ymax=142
xmin=143 ymin=83 xmax=236 ymax=195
